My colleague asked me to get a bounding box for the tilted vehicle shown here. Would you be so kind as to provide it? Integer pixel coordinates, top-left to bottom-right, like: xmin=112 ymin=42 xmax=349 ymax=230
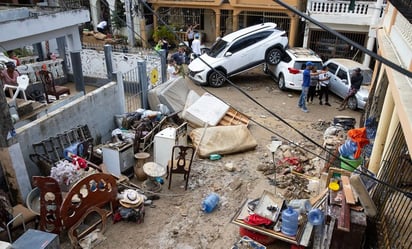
xmin=263 ymin=47 xmax=323 ymax=90
xmin=188 ymin=22 xmax=288 ymax=87
xmin=323 ymin=58 xmax=372 ymax=110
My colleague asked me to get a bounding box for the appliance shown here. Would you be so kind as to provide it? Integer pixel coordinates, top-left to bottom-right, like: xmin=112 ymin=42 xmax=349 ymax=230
xmin=154 ymin=123 xmax=187 ymax=170
xmin=102 ymin=142 xmax=134 ymax=176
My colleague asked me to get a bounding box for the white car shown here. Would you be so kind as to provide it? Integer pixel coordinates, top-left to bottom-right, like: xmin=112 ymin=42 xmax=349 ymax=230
xmin=188 ymin=22 xmax=288 ymax=87
xmin=323 ymin=58 xmax=372 ymax=110
xmin=263 ymin=47 xmax=323 ymax=91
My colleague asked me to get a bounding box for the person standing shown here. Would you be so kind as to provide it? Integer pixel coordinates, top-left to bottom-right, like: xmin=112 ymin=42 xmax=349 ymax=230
xmin=167 ymin=59 xmax=178 ymax=80
xmin=96 ymin=20 xmax=108 ymax=34
xmin=298 ymin=62 xmax=313 ymax=113
xmin=186 ymin=24 xmax=199 ymax=49
xmin=338 ymin=67 xmax=363 ymax=111
xmin=307 ymin=66 xmax=318 ymax=104
xmin=161 ymin=37 xmax=170 ymax=59
xmin=191 ymin=33 xmax=201 ymax=57
xmin=318 ymin=65 xmax=331 ymax=106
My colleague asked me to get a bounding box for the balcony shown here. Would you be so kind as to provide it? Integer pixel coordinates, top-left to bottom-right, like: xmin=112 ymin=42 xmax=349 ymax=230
xmin=307 ymin=0 xmax=382 ymax=26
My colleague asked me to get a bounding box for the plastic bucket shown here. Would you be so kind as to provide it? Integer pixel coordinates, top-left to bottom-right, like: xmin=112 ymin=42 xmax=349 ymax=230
xmin=340 ymin=155 xmax=363 ymax=172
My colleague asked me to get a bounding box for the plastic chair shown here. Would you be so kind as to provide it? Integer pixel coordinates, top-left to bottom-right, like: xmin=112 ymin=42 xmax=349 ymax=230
xmin=166 ymin=145 xmax=195 ymax=190
xmin=3 ymin=75 xmax=29 ymax=101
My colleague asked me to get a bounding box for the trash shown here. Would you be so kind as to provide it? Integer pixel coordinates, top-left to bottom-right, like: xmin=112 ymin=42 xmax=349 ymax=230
xmin=308 ymin=208 xmax=324 ymax=225
xmin=210 ymin=154 xmax=221 ymax=160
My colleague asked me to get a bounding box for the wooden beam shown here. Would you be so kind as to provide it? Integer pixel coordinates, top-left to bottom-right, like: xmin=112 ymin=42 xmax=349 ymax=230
xmin=341 ymin=175 xmax=356 ymax=205
xmin=337 ymin=190 xmax=351 ymax=232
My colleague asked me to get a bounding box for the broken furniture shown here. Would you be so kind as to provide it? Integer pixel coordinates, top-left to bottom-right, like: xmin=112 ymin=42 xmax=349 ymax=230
xmin=29 ymin=125 xmax=94 ymax=176
xmin=166 ymin=145 xmax=195 ymax=190
xmin=32 ymin=173 xmax=118 ymax=246
xmin=142 ymin=162 xmax=166 ymax=192
xmin=38 ymin=67 xmax=70 ymax=103
xmin=3 ymin=75 xmax=29 ymax=102
xmin=134 ymin=152 xmax=150 ymax=181
xmin=0 ymin=191 xmax=38 ymax=243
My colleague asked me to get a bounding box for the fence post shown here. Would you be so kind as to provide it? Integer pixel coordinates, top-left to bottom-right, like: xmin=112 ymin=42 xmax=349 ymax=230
xmin=104 ymin=44 xmax=114 ymax=80
xmin=138 ymin=60 xmax=149 ymax=109
xmin=70 ymin=51 xmax=85 ymax=92
xmin=159 ymin=49 xmax=167 ymax=83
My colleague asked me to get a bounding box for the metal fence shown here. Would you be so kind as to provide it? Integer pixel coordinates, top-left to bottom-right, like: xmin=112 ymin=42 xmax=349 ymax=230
xmin=370 ymin=124 xmax=412 ymax=249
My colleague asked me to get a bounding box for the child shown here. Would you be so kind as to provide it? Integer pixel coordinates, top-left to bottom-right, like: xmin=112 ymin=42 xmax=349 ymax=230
xmin=167 ymin=59 xmax=178 ymax=80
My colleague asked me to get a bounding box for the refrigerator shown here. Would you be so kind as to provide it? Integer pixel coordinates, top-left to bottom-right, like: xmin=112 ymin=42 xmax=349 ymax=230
xmin=154 ymin=122 xmax=187 ymax=170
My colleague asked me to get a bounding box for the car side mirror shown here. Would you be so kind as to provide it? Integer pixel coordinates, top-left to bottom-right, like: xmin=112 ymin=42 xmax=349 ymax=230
xmin=342 ymin=79 xmax=348 ymax=84
xmin=225 ymin=52 xmax=232 ymax=57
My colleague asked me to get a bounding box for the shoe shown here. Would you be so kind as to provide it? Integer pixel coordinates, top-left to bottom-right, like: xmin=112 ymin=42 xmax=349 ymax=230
xmin=319 ymin=101 xmax=323 ymax=105
xmin=325 ymin=103 xmax=331 ymax=106
xmin=301 ymin=108 xmax=308 ymax=113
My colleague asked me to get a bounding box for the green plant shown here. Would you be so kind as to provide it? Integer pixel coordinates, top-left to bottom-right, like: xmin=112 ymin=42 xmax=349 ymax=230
xmin=111 ymin=0 xmax=126 ymax=33
xmin=153 ymin=25 xmax=177 ymax=46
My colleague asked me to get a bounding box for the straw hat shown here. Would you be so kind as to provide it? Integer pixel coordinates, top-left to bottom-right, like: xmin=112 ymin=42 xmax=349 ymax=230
xmin=119 ymin=189 xmax=143 ymax=208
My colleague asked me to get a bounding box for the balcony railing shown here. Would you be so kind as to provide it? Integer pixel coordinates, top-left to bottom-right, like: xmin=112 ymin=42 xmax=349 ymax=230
xmin=308 ymin=0 xmax=374 ymax=16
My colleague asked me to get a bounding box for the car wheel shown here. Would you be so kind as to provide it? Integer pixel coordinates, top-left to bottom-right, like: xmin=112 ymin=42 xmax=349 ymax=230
xmin=348 ymin=96 xmax=357 ymax=110
xmin=263 ymin=63 xmax=269 ymax=74
xmin=278 ymin=74 xmax=286 ymax=90
xmin=208 ymin=70 xmax=226 ymax=88
xmin=266 ymin=48 xmax=283 ymax=65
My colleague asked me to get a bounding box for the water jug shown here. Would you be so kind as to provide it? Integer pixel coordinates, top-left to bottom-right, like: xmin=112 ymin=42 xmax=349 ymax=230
xmin=308 ymin=208 xmax=324 ymax=226
xmin=281 ymin=206 xmax=298 ymax=236
xmin=201 ymin=193 xmax=220 ymax=213
xmin=288 ymin=199 xmax=312 ymax=214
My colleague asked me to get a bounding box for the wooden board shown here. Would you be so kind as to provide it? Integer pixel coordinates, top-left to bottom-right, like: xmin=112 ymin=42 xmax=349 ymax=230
xmin=218 ymin=107 xmax=250 ymax=126
xmin=337 ymin=190 xmax=351 ymax=232
xmin=341 ymin=176 xmax=356 ymax=205
xmin=350 ymin=174 xmax=377 ymax=217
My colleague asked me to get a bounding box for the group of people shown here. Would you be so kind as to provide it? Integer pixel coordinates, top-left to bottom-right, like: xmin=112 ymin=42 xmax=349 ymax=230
xmin=163 ymin=23 xmax=202 ymax=80
xmin=298 ymin=61 xmax=363 ymax=113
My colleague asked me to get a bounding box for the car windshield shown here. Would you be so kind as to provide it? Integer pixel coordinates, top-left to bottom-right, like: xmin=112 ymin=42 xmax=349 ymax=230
xmin=207 ymin=39 xmax=228 ymax=58
xmin=351 ymin=69 xmax=373 ymax=85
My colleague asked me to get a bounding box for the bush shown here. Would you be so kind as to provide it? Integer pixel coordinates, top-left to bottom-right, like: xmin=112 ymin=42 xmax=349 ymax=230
xmin=153 ymin=25 xmax=177 ymax=46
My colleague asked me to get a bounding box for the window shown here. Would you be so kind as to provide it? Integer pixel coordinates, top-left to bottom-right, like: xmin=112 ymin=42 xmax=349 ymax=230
xmin=328 ymin=63 xmax=338 ymax=74
xmin=337 ymin=69 xmax=348 ymax=80
xmin=228 ymin=31 xmax=273 ymax=54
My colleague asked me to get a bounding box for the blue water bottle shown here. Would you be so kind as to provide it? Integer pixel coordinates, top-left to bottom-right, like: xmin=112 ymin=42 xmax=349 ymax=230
xmin=201 ymin=193 xmax=220 ymax=213
xmin=281 ymin=206 xmax=299 ymax=236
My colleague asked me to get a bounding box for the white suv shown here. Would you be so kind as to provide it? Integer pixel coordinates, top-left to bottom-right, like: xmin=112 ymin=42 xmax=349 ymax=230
xmin=263 ymin=47 xmax=323 ymax=90
xmin=188 ymin=22 xmax=288 ymax=87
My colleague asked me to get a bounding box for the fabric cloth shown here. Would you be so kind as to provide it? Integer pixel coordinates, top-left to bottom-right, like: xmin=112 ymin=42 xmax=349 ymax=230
xmin=302 ymin=68 xmax=311 ymax=87
xmin=348 ymin=127 xmax=369 ymax=159
xmin=191 ymin=38 xmax=201 ymax=55
xmin=244 ymin=214 xmax=273 ymax=226
xmin=97 ymin=21 xmax=107 ymax=29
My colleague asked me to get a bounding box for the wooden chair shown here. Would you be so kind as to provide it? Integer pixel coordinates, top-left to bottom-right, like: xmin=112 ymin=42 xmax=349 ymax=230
xmin=38 ymin=68 xmax=70 ymax=103
xmin=166 ymin=145 xmax=195 ymax=190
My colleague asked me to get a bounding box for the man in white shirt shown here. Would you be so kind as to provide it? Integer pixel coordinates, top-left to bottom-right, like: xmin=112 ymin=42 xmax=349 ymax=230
xmin=97 ymin=21 xmax=108 ymax=33
xmin=191 ymin=33 xmax=201 ymax=57
xmin=318 ymin=65 xmax=331 ymax=106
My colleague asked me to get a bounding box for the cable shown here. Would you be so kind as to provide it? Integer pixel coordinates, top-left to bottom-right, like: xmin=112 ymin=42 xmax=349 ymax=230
xmin=102 ymin=0 xmax=411 ymax=198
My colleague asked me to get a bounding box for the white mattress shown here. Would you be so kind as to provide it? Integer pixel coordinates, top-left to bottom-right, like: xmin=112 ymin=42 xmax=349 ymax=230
xmin=182 ymin=92 xmax=229 ymax=127
xmin=148 ymin=76 xmax=190 ymax=113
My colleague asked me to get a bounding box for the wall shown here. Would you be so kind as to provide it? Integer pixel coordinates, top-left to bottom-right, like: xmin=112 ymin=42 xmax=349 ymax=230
xmin=16 ymin=81 xmax=124 ymax=182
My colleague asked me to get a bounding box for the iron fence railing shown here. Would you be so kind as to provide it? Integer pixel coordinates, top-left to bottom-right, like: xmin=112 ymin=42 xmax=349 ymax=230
xmin=370 ymin=124 xmax=412 ymax=249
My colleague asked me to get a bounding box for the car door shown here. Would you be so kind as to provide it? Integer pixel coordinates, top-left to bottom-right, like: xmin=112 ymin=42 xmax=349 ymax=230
xmin=334 ymin=67 xmax=350 ymax=98
xmin=326 ymin=62 xmax=340 ymax=96
xmin=225 ymin=31 xmax=272 ymax=75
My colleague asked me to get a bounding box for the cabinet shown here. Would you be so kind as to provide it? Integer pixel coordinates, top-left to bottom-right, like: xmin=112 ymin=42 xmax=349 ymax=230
xmin=102 ymin=143 xmax=134 ymax=176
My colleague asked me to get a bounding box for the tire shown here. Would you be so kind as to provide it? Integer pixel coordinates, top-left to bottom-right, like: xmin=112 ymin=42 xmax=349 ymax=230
xmin=208 ymin=70 xmax=226 ymax=88
xmin=266 ymin=48 xmax=283 ymax=65
xmin=348 ymin=96 xmax=358 ymax=110
xmin=278 ymin=74 xmax=286 ymax=90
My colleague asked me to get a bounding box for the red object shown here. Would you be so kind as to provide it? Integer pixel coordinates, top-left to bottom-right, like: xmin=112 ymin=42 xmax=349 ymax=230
xmin=70 ymin=155 xmax=88 ymax=169
xmin=244 ymin=214 xmax=273 ymax=226
xmin=347 ymin=127 xmax=369 ymax=159
xmin=239 ymin=227 xmax=277 ymax=246
xmin=291 ymin=245 xmax=306 ymax=249
xmin=288 ymin=67 xmax=300 ymax=74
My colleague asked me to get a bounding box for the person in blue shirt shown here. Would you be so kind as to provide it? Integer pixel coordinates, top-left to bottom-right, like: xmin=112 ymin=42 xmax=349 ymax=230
xmin=298 ymin=61 xmax=315 ymax=113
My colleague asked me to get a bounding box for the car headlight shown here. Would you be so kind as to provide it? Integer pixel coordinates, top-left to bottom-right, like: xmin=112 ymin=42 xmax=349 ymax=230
xmin=189 ymin=69 xmax=204 ymax=77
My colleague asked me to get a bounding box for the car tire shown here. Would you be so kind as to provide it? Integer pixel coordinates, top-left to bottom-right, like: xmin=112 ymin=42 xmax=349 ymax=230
xmin=348 ymin=96 xmax=357 ymax=110
xmin=266 ymin=48 xmax=283 ymax=65
xmin=278 ymin=74 xmax=286 ymax=90
xmin=208 ymin=70 xmax=226 ymax=88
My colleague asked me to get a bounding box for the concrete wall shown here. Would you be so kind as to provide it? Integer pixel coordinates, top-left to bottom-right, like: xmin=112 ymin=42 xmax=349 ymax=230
xmin=16 ymin=81 xmax=124 ymax=183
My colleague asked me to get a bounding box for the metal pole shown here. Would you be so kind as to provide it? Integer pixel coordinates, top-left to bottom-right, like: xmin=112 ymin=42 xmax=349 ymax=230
xmin=159 ymin=49 xmax=167 ymax=83
xmin=104 ymin=44 xmax=114 ymax=80
xmin=138 ymin=60 xmax=149 ymax=109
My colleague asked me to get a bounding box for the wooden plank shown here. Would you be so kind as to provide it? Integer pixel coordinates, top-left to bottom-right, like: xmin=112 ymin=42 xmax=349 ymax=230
xmin=337 ymin=190 xmax=351 ymax=232
xmin=341 ymin=175 xmax=356 ymax=205
xmin=350 ymin=174 xmax=377 ymax=217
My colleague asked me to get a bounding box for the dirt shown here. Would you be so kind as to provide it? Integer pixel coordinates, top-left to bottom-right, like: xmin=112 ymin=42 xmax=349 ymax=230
xmin=59 ymin=65 xmax=361 ymax=249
